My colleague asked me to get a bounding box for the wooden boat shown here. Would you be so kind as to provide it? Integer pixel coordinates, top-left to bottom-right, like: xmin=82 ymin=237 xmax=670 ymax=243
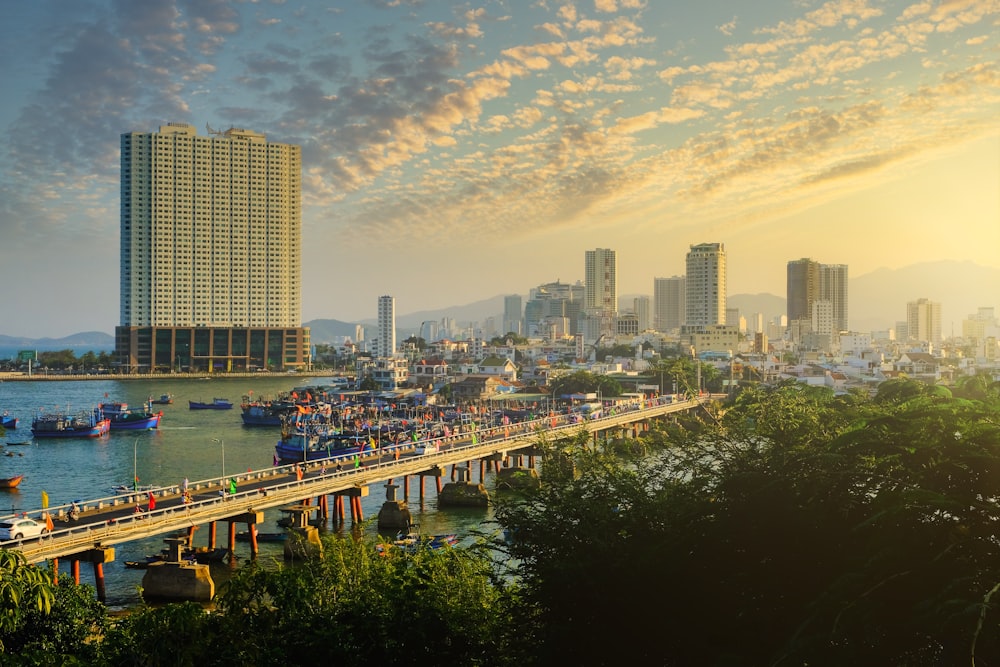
xmin=149 ymin=394 xmax=174 ymax=405
xmin=1 ymin=414 xmax=17 ymax=430
xmin=6 ymin=441 xmax=32 ymax=446
xmin=189 ymin=398 xmax=233 ymax=410
xmin=0 ymin=474 xmax=24 ymax=489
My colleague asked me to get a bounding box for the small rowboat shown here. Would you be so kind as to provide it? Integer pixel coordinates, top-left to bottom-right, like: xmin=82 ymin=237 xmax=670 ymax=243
xmin=0 ymin=474 xmax=25 ymax=489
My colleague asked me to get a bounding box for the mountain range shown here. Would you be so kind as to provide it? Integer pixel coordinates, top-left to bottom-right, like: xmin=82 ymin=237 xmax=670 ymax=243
xmin=2 ymin=261 xmax=995 ymax=347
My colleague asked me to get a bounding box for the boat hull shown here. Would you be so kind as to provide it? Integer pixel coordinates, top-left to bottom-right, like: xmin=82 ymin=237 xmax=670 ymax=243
xmin=189 ymin=399 xmax=233 ymax=410
xmin=108 ymin=413 xmax=162 ymax=430
xmin=1 ymin=416 xmax=17 ymax=430
xmin=31 ymin=416 xmax=110 ymax=438
xmin=0 ymin=475 xmax=24 ymax=489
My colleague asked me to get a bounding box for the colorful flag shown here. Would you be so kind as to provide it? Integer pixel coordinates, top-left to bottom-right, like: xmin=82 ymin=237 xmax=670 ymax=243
xmin=41 ymin=490 xmax=49 ymax=509
xmin=229 ymin=478 xmax=237 ymax=494
xmin=147 ymin=493 xmax=156 ymax=511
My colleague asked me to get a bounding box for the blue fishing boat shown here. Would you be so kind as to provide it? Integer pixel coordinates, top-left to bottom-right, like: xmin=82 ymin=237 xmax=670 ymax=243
xmin=189 ymin=398 xmax=233 ymax=410
xmin=31 ymin=407 xmax=110 ymax=439
xmin=240 ymin=393 xmax=302 ymax=426
xmin=99 ymin=401 xmax=162 ymax=431
xmin=1 ymin=414 xmax=17 ymax=430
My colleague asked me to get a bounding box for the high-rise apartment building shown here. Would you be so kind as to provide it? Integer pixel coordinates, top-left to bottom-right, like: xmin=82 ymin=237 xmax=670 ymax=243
xmin=633 ymin=296 xmax=651 ymax=332
xmin=585 ymin=248 xmax=617 ymax=314
xmin=907 ymin=298 xmax=942 ymax=345
xmin=654 ymin=276 xmax=686 ymax=333
xmin=503 ymin=295 xmax=523 ymax=336
xmin=377 ymin=295 xmax=396 ymax=358
xmin=787 ymin=258 xmax=849 ymax=333
xmin=115 ymin=123 xmax=308 ymax=372
xmin=685 ymin=243 xmax=726 ymax=329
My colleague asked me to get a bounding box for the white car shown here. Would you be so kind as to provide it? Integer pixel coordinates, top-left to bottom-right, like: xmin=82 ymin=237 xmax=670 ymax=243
xmin=415 ymin=444 xmax=439 ymax=456
xmin=0 ymin=517 xmax=48 ymax=541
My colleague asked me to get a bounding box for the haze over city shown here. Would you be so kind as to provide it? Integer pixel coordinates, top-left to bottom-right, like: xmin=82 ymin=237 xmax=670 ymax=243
xmin=0 ymin=0 xmax=997 ymax=339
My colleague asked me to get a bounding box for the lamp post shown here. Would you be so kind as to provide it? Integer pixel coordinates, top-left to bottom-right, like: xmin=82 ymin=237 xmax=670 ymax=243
xmin=728 ymin=350 xmax=734 ymax=397
xmin=212 ymin=437 xmax=225 ymax=481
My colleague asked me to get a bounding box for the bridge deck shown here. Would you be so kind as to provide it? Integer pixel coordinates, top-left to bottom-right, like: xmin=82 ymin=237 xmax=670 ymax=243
xmin=3 ymin=397 xmax=706 ymax=563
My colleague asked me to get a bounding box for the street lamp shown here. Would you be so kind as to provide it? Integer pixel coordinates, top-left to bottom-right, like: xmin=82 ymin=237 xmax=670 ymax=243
xmin=212 ymin=437 xmax=225 ymax=480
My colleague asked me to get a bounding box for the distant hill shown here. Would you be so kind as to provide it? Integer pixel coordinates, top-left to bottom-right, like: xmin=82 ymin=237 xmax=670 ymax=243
xmin=728 ymin=293 xmax=786 ymax=324
xmin=849 ymin=260 xmax=999 ymax=332
xmin=0 ymin=331 xmax=114 ymax=348
xmin=303 ymin=319 xmax=373 ymax=344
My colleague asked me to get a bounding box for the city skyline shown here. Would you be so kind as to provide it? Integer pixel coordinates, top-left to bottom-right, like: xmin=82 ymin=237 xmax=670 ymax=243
xmin=1 ymin=1 xmax=997 ymax=338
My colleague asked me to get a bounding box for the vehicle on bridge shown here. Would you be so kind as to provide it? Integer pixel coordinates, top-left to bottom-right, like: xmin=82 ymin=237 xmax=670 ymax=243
xmin=0 ymin=516 xmax=48 ymax=540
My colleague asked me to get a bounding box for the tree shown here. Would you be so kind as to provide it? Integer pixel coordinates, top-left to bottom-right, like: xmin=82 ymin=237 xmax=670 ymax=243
xmin=547 ymin=370 xmax=622 ymax=399
xmin=0 ymin=550 xmax=56 ymax=653
xmin=494 ymin=380 xmax=1000 ymax=665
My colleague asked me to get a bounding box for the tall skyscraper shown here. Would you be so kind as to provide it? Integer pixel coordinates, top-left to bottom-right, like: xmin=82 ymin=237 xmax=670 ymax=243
xmin=654 ymin=276 xmax=686 ymax=332
xmin=820 ymin=264 xmax=849 ymax=333
xmin=787 ymin=258 xmax=849 ymax=332
xmin=786 ymin=259 xmax=820 ymax=323
xmin=377 ymin=295 xmax=396 ymax=358
xmin=585 ymin=248 xmax=617 ymax=314
xmin=633 ymin=295 xmax=651 ymax=332
xmin=115 ymin=123 xmax=308 ymax=372
xmin=907 ymin=298 xmax=942 ymax=345
xmin=503 ymin=294 xmax=523 ymax=336
xmin=685 ymin=243 xmax=726 ymax=328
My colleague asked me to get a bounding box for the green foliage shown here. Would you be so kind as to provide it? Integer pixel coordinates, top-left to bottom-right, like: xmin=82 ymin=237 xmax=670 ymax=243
xmin=548 ymin=370 xmax=622 ymax=398
xmin=96 ymin=535 xmax=525 ymax=667
xmin=495 ymin=379 xmax=1000 ymax=665
xmin=2 ymin=579 xmax=108 ymax=664
xmin=0 ymin=551 xmax=56 ymax=652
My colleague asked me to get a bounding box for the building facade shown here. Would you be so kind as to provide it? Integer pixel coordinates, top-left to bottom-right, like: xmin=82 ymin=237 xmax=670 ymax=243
xmin=787 ymin=258 xmax=849 ymax=334
xmin=685 ymin=243 xmax=726 ymax=329
xmin=115 ymin=123 xmax=308 ymax=372
xmin=377 ymin=295 xmax=397 ymax=358
xmin=907 ymin=298 xmax=942 ymax=345
xmin=503 ymin=294 xmax=523 ymax=336
xmin=584 ymin=248 xmax=617 ymax=314
xmin=654 ymin=276 xmax=686 ymax=333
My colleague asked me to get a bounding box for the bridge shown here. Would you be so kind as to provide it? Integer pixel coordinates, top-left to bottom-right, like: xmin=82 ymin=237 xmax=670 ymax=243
xmin=1 ymin=396 xmax=709 ymax=594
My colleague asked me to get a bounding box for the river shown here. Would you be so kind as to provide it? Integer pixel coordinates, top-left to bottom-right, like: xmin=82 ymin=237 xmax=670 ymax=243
xmin=0 ymin=376 xmax=495 ymax=609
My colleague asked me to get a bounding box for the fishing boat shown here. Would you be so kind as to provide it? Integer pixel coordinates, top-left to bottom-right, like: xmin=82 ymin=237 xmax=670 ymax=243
xmin=99 ymin=401 xmax=162 ymax=431
xmin=240 ymin=393 xmax=301 ymax=426
xmin=6 ymin=441 xmax=31 ymax=446
xmin=0 ymin=474 xmax=24 ymax=489
xmin=31 ymin=407 xmax=110 ymax=439
xmin=189 ymin=398 xmax=233 ymax=410
xmin=149 ymin=394 xmax=174 ymax=405
xmin=377 ymin=531 xmax=459 ymax=555
xmin=1 ymin=414 xmax=17 ymax=430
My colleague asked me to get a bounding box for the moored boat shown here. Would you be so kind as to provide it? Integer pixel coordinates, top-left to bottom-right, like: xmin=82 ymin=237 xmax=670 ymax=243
xmin=0 ymin=474 xmax=24 ymax=489
xmin=31 ymin=408 xmax=110 ymax=439
xmin=189 ymin=398 xmax=233 ymax=410
xmin=100 ymin=401 xmax=162 ymax=431
xmin=149 ymin=394 xmax=174 ymax=405
xmin=240 ymin=393 xmax=302 ymax=426
xmin=236 ymin=530 xmax=287 ymax=543
xmin=1 ymin=414 xmax=17 ymax=430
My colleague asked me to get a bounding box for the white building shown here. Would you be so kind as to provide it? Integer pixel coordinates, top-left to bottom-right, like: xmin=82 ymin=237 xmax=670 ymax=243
xmin=377 ymin=295 xmax=396 ymax=358
xmin=654 ymin=276 xmax=685 ymax=333
xmin=685 ymin=243 xmax=726 ymax=328
xmin=906 ymin=298 xmax=942 ymax=346
xmin=116 ymin=122 xmax=308 ymax=372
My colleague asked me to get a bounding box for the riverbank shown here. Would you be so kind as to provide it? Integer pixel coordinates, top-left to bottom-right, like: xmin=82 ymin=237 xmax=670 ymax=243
xmin=0 ymin=370 xmax=340 ymax=382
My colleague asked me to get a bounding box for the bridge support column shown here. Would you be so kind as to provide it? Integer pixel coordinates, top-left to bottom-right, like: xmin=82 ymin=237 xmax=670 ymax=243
xmin=51 ymin=558 xmax=58 ymax=584
xmin=228 ymin=521 xmax=237 ymax=559
xmin=247 ymin=524 xmax=259 ymax=558
xmin=209 ymin=521 xmax=217 ymax=549
xmin=436 ymin=477 xmax=443 ymax=494
xmin=403 ymin=475 xmax=410 ymax=498
xmin=72 ymin=560 xmax=80 ymax=585
xmin=93 ymin=562 xmax=106 ymax=603
xmin=479 ymin=460 xmax=485 ymax=482
xmin=186 ymin=525 xmax=197 ymax=548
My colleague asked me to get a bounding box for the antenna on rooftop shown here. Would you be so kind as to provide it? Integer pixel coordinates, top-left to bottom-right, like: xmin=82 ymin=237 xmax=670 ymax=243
xmin=206 ymin=123 xmax=226 ymax=137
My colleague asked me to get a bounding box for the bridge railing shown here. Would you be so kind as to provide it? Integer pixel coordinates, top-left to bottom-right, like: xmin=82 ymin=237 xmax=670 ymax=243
xmin=1 ymin=394 xmax=705 ymax=529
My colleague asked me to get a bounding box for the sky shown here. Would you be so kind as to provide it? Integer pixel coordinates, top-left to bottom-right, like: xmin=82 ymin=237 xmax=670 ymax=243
xmin=0 ymin=0 xmax=997 ymax=338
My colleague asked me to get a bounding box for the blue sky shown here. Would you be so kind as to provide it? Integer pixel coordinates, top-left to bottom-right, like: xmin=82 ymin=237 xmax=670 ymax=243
xmin=0 ymin=0 xmax=997 ymax=337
